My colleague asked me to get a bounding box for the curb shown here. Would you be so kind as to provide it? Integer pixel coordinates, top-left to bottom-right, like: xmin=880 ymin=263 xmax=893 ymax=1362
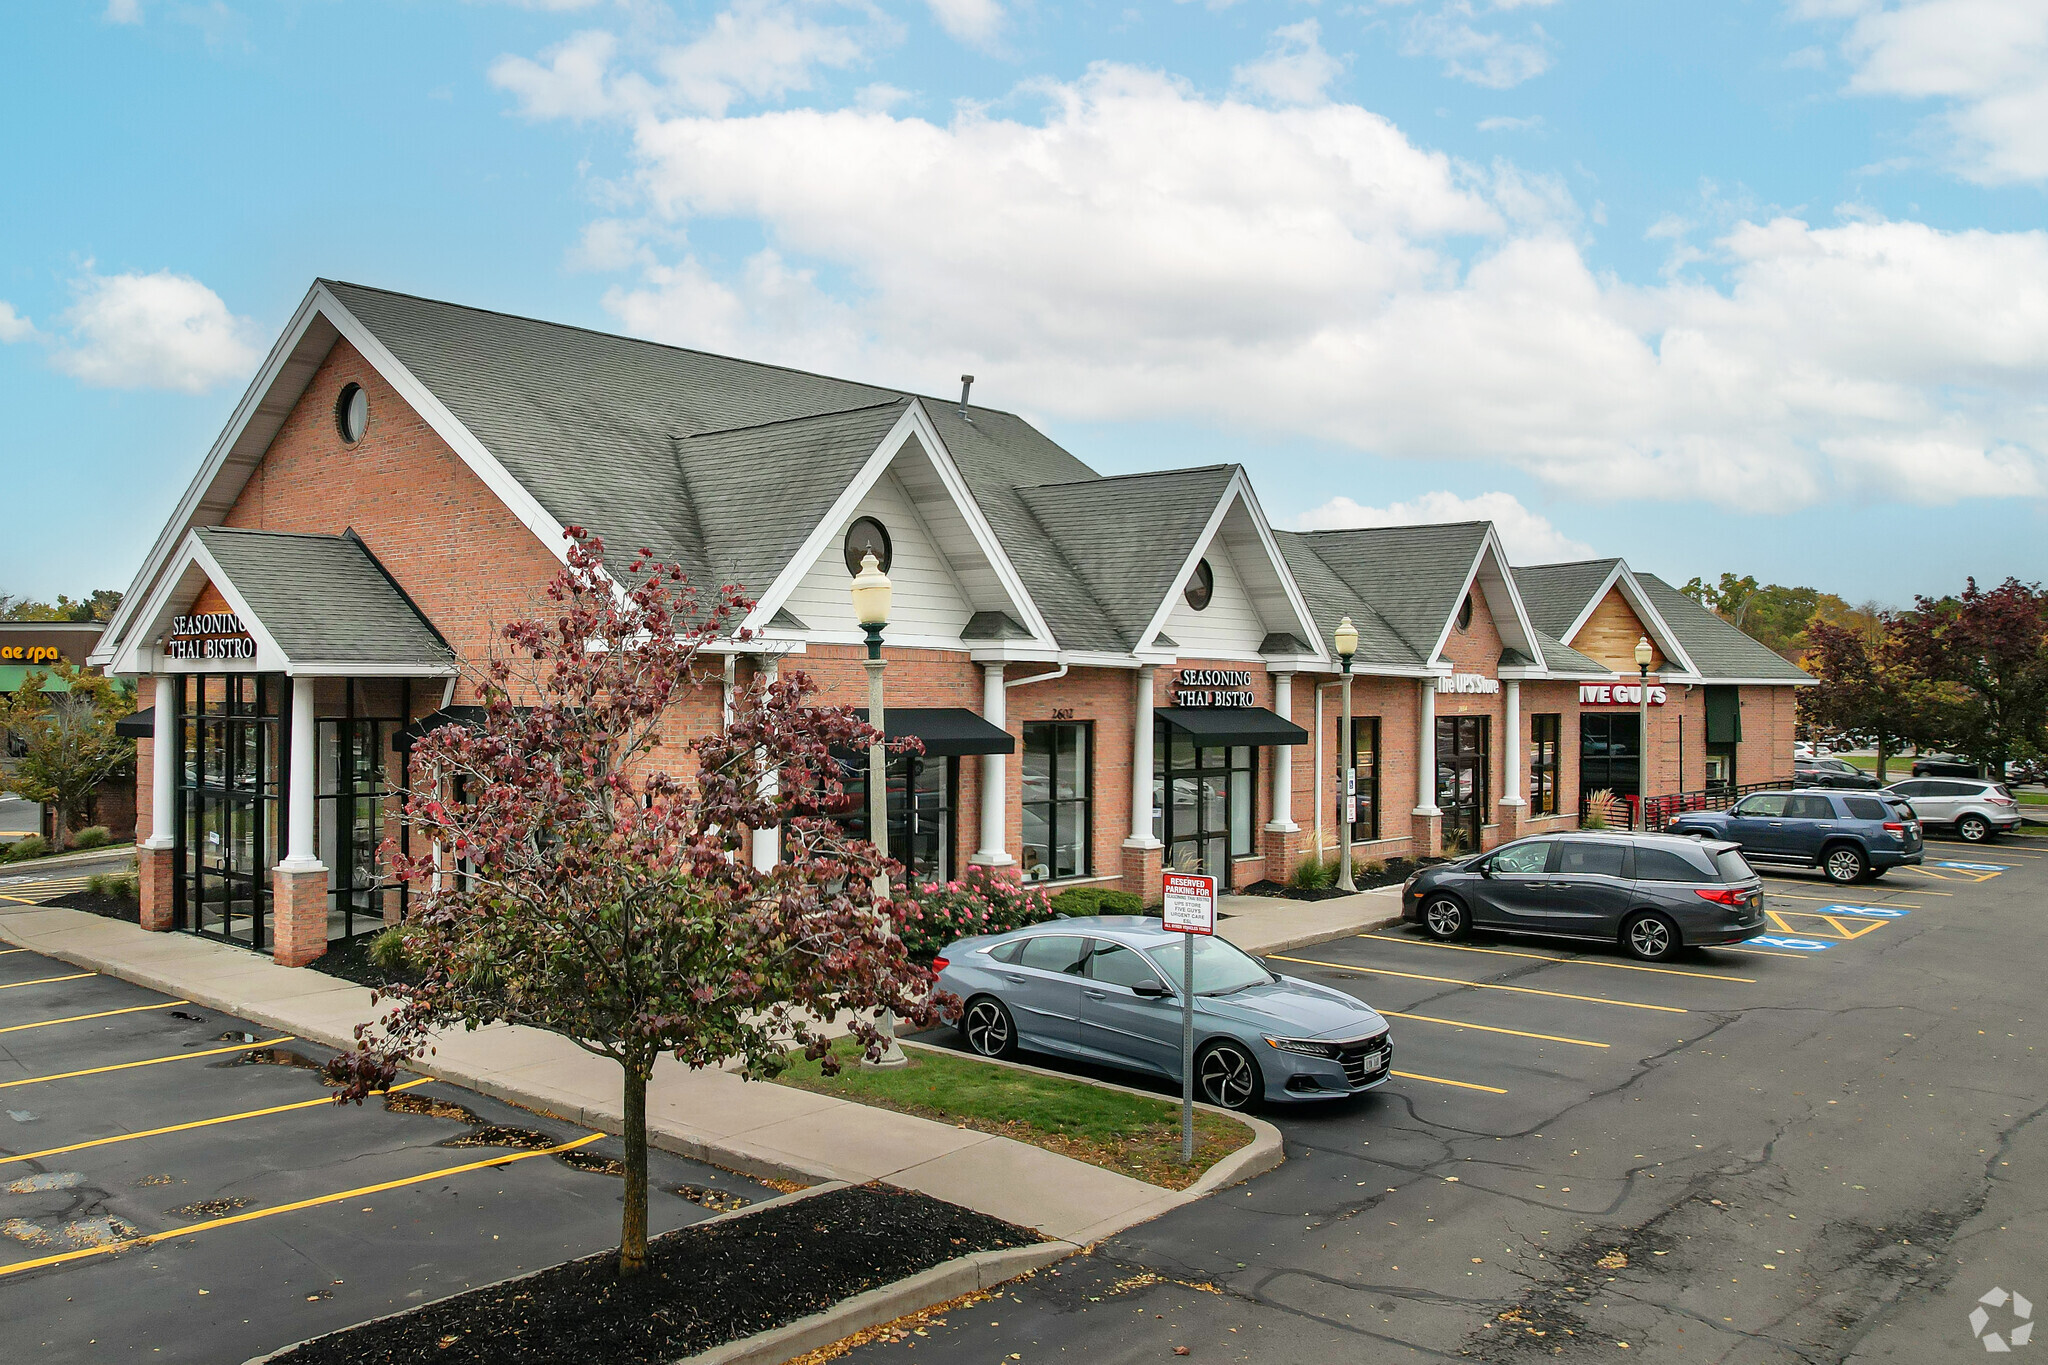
xmin=673 ymin=1240 xmax=1078 ymax=1365
xmin=0 ymin=844 xmax=139 ymax=874
xmin=1244 ymin=909 xmax=1403 ymax=957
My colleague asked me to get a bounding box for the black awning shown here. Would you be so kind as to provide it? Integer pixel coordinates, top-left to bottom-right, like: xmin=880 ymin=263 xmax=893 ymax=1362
xmin=852 ymin=707 xmax=1015 ymax=756
xmin=392 ymin=705 xmax=493 ymax=753
xmin=1157 ymin=705 xmax=1309 ymax=748
xmin=115 ymin=707 xmax=154 ymax=739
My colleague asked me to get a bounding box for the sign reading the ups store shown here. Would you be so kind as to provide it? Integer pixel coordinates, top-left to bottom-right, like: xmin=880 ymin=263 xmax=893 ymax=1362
xmin=1174 ymin=668 xmax=1256 ymax=708
xmin=166 ymin=612 xmax=257 ymax=662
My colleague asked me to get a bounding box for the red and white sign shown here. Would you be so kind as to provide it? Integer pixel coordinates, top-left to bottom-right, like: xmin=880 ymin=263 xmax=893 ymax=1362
xmin=1161 ymin=872 xmax=1217 ymax=935
xmin=1581 ymin=683 xmax=1667 ymax=707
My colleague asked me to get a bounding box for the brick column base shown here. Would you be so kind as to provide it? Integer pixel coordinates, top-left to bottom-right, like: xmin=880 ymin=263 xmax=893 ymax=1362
xmin=138 ymin=844 xmax=176 ymax=932
xmin=1496 ymin=801 xmax=1524 ymax=845
xmin=1410 ymin=811 xmax=1444 ymax=858
xmin=1121 ymin=843 xmax=1165 ymax=906
xmin=1261 ymin=826 xmax=1303 ymax=884
xmin=271 ymin=866 xmax=329 ymax=967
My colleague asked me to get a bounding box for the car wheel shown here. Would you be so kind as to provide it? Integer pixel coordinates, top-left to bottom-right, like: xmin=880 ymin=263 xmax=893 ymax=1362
xmin=1622 ymin=911 xmax=1680 ymax=962
xmin=1822 ymin=844 xmax=1869 ymax=884
xmin=1957 ymin=814 xmax=1991 ymax=843
xmin=1422 ymin=895 xmax=1470 ymax=941
xmin=960 ymin=997 xmax=1018 ymax=1059
xmin=1196 ymin=1041 xmax=1263 ymax=1111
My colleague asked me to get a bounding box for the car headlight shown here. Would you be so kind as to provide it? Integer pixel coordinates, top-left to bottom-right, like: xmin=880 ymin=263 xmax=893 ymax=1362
xmin=1263 ymin=1036 xmax=1339 ymax=1058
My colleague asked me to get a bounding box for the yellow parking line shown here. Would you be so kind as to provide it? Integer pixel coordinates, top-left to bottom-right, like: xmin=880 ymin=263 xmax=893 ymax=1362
xmin=1392 ymin=1069 xmax=1508 ymax=1095
xmin=1765 ymin=878 xmax=1952 ymax=897
xmin=0 ymin=1036 xmax=294 ymax=1091
xmin=1 ymin=1078 xmax=434 ymax=1167
xmin=0 ymin=972 xmax=95 ymax=992
xmin=1359 ymin=934 xmax=1755 ymax=984
xmin=0 ymin=1000 xmax=192 ymax=1035
xmin=0 ymin=948 xmax=27 ymax=956
xmin=1378 ymin=1010 xmax=1608 ymax=1049
xmin=1267 ymin=954 xmax=1687 ymax=1014
xmin=1768 ymin=891 xmax=1921 ymax=909
xmin=0 ymin=1130 xmax=605 ymax=1279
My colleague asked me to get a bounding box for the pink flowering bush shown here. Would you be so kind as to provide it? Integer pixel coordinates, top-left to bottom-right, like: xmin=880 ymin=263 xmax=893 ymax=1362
xmin=893 ymin=865 xmax=1059 ymax=961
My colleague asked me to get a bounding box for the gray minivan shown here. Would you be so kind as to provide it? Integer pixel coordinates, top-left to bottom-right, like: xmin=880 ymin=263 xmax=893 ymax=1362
xmin=1400 ymin=832 xmax=1766 ymax=962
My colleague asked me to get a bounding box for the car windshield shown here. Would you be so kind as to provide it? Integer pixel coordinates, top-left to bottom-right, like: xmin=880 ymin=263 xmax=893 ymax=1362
xmin=1143 ymin=936 xmax=1273 ymax=996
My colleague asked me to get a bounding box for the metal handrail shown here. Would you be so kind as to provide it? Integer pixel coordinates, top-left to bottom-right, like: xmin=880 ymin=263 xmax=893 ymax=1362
xmin=1576 ymin=779 xmax=1796 ymax=831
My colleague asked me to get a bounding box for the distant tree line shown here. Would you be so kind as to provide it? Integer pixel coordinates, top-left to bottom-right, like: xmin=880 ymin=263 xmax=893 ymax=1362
xmin=0 ymin=589 xmax=124 ymax=622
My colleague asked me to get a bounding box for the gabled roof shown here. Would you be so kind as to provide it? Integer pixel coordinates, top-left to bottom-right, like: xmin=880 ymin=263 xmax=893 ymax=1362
xmin=1272 ymin=533 xmax=1424 ymax=672
xmin=1633 ymin=574 xmax=1813 ymax=684
xmin=1512 ymin=559 xmax=1623 ymax=642
xmin=1527 ymin=629 xmax=1613 ymax=678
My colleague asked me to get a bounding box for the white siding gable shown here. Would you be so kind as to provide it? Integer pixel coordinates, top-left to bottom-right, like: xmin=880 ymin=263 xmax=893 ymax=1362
xmin=1162 ymin=540 xmax=1266 ymax=658
xmin=781 ymin=467 xmax=975 ymax=642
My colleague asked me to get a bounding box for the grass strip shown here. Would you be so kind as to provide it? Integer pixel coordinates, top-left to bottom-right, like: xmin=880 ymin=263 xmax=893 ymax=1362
xmin=773 ymin=1038 xmax=1251 ymax=1190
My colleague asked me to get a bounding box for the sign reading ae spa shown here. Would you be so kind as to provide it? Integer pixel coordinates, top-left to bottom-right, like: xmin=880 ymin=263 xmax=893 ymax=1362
xmin=1173 ymin=668 xmax=1255 ymax=708
xmin=165 ymin=611 xmax=257 ymax=662
xmin=1582 ymin=683 xmax=1667 ymax=706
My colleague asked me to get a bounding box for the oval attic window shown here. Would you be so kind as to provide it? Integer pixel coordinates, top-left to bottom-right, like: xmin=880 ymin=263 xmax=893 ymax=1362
xmin=843 ymin=516 xmax=893 ymax=575
xmin=1457 ymin=592 xmax=1475 ymax=631
xmin=336 ymin=383 xmax=369 ymax=443
xmin=1184 ymin=558 xmax=1215 ymax=611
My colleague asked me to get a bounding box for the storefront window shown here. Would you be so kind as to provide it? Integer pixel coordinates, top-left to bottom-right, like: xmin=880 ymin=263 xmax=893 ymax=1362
xmin=1021 ymin=722 xmax=1091 ymax=882
xmin=1154 ymin=725 xmax=1255 ymax=885
xmin=838 ymin=755 xmax=955 ymax=883
xmin=1530 ymin=714 xmax=1561 ymax=816
xmin=1338 ymin=717 xmax=1380 ymax=844
xmin=1580 ymin=713 xmax=1640 ymax=800
xmin=317 ymin=680 xmax=405 ymax=943
xmin=176 ymin=673 xmax=282 ymax=949
xmin=1435 ymin=716 xmax=1489 ymax=853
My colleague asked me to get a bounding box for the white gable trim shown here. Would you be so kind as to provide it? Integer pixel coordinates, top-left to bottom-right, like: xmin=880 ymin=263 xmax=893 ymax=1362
xmin=1425 ymin=526 xmax=1545 ymax=672
xmin=1134 ymin=469 xmax=1327 ymax=662
xmin=92 ymin=282 xmax=573 ymax=672
xmin=743 ymin=399 xmax=1055 ymax=647
xmin=1555 ymin=561 xmax=1702 ymax=679
xmin=109 ymin=532 xmax=289 ymax=676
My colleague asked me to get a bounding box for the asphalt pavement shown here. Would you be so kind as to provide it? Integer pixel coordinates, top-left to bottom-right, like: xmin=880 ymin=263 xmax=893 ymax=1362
xmin=0 ymin=947 xmax=780 ymax=1363
xmin=869 ymin=834 xmax=2048 ymax=1363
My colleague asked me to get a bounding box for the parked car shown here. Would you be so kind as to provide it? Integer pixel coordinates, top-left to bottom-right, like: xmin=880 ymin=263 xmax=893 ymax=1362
xmin=1881 ymin=777 xmax=2021 ymax=843
xmin=1794 ymin=756 xmax=1881 ymax=790
xmin=1910 ymin=756 xmax=1984 ymax=778
xmin=1667 ymin=790 xmax=1923 ymax=883
xmin=933 ymin=916 xmax=1392 ymax=1110
xmin=1400 ymin=832 xmax=1766 ymax=962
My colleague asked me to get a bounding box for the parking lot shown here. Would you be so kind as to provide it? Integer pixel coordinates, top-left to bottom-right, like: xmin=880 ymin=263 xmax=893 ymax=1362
xmin=879 ymin=831 xmax=2048 ymax=1363
xmin=0 ymin=947 xmax=778 ymax=1363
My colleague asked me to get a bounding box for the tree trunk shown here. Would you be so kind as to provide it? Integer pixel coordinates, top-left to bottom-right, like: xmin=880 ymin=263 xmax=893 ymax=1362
xmin=620 ymin=1062 xmax=649 ymax=1276
xmin=1876 ymin=733 xmax=1889 ymax=787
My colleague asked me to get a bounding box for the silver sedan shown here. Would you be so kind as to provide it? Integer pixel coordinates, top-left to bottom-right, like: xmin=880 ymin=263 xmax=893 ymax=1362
xmin=932 ymin=915 xmax=1392 ymax=1110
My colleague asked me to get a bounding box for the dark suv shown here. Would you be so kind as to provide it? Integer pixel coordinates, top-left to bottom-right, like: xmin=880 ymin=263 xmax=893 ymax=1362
xmin=1401 ymin=832 xmax=1766 ymax=962
xmin=1794 ymin=756 xmax=1880 ymax=790
xmin=1667 ymin=790 xmax=1923 ymax=884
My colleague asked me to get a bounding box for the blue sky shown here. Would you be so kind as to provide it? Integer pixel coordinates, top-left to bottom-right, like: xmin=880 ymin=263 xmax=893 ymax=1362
xmin=4 ymin=0 xmax=2046 ymax=610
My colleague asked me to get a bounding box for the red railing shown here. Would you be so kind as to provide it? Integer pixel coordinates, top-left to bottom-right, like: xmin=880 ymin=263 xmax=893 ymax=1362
xmin=1580 ymin=779 xmax=1796 ymax=831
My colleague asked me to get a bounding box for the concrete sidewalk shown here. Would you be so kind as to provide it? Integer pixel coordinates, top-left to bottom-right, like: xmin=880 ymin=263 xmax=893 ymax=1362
xmin=0 ymin=898 xmax=1351 ymax=1248
xmin=1217 ymin=884 xmax=1403 ymax=953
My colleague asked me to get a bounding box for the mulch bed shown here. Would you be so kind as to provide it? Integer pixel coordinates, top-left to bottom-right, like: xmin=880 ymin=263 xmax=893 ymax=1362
xmin=41 ymin=890 xmax=140 ymax=925
xmin=1242 ymin=856 xmax=1440 ymax=901
xmin=309 ymin=931 xmax=425 ymax=992
xmin=271 ymin=1183 xmax=1041 ymax=1365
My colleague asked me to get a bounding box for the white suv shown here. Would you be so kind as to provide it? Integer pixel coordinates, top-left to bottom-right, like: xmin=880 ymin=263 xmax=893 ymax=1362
xmin=1881 ymin=778 xmax=2023 ymax=843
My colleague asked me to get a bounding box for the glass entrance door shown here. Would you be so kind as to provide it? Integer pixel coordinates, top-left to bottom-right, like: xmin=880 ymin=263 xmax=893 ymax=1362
xmin=1154 ymin=723 xmax=1254 ymax=887
xmin=839 ymin=754 xmax=956 ymax=883
xmin=175 ymin=674 xmax=282 ymax=948
xmin=1434 ymin=716 xmax=1489 ymax=854
xmin=318 ymin=683 xmax=403 ymax=942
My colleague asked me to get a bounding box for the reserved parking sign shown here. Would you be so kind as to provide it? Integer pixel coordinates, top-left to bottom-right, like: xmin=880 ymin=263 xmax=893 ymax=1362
xmin=1162 ymin=872 xmax=1217 ymax=935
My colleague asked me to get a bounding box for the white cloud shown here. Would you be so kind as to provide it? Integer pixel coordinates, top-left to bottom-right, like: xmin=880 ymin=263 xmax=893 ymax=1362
xmin=1403 ymin=4 xmax=1554 ymax=89
xmin=48 ymin=270 xmax=260 ymax=392
xmin=1476 ymin=114 xmax=1542 ymax=132
xmin=516 ymin=57 xmax=2048 ymax=511
xmin=1297 ymin=491 xmax=1596 ymax=563
xmin=925 ymin=0 xmax=1003 ymax=51
xmin=0 ymin=302 xmax=36 ymax=344
xmin=103 ymin=0 xmax=141 ymax=23
xmin=1232 ymin=20 xmax=1344 ymax=106
xmin=1806 ymin=0 xmax=2048 ymax=183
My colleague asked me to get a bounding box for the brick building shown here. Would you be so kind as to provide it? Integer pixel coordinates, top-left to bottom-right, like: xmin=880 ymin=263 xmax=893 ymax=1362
xmin=90 ymin=281 xmax=1808 ymax=967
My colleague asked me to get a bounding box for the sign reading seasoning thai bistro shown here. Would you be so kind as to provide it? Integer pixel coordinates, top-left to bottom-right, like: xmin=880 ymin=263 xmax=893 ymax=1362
xmin=165 ymin=612 xmax=257 ymax=661
xmin=1173 ymin=668 xmax=1255 ymax=708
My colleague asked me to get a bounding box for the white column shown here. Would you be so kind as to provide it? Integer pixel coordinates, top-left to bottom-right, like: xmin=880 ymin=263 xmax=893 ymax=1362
xmin=1265 ymin=672 xmax=1297 ymax=832
xmin=752 ymin=657 xmax=781 ymax=872
xmin=972 ymin=663 xmax=1014 ymax=866
xmin=144 ymin=675 xmax=178 ymax=850
xmin=1500 ymin=678 xmax=1526 ymax=809
xmin=1125 ymin=665 xmax=1160 ymax=847
xmin=1414 ymin=677 xmax=1441 ymax=815
xmin=279 ymin=675 xmax=325 ymax=872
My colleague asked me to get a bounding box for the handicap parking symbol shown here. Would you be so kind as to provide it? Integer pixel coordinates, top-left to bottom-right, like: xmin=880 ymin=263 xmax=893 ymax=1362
xmin=1753 ymin=935 xmax=1832 ymax=952
xmin=1820 ymin=903 xmax=1909 ymax=918
xmin=1935 ymin=860 xmax=2009 ymax=872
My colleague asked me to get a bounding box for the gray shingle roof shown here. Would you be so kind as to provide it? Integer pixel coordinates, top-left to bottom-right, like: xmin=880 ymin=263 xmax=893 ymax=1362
xmin=196 ymin=528 xmax=453 ymax=668
xmin=1530 ymin=629 xmax=1612 ymax=676
xmin=1511 ymin=559 xmax=1622 ymax=641
xmin=1272 ymin=533 xmax=1423 ymax=670
xmin=1287 ymin=523 xmax=1489 ymax=661
xmin=1633 ymin=574 xmax=1812 ymax=683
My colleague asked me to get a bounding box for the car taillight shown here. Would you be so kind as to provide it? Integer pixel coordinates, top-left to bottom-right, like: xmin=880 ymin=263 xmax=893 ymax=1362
xmin=1694 ymin=887 xmax=1744 ymax=906
xmin=1989 ymin=796 xmax=2017 ymax=807
xmin=932 ymin=957 xmax=949 ymax=972
xmin=1883 ymin=822 xmax=1906 ymax=833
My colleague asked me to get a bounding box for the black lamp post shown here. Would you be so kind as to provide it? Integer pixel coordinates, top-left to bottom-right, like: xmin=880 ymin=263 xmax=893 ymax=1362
xmin=1334 ymin=616 xmax=1359 ymax=893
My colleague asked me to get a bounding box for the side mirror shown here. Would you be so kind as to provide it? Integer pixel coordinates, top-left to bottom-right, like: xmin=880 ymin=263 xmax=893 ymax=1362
xmin=1131 ymin=979 xmax=1172 ymax=999
xmin=1476 ymin=858 xmax=1494 ymax=878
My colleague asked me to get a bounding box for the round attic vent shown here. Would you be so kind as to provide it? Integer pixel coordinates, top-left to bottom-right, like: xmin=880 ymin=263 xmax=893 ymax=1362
xmin=336 ymin=382 xmax=369 ymax=443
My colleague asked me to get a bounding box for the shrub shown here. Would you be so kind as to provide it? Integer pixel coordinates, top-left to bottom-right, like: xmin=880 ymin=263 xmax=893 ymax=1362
xmin=86 ymin=871 xmax=139 ymax=900
xmin=1049 ymin=885 xmax=1145 ymax=917
xmin=1361 ymin=859 xmax=1387 ymax=879
xmin=71 ymin=826 xmax=112 ymax=850
xmin=1288 ymin=854 xmax=1336 ymax=890
xmin=368 ymin=925 xmax=413 ymax=973
xmin=2 ymin=835 xmax=48 ymax=864
xmin=1581 ymin=788 xmax=1616 ymax=831
xmin=894 ymin=866 xmax=1060 ymax=961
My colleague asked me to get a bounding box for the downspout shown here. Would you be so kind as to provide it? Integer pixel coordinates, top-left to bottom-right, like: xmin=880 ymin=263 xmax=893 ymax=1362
xmin=1004 ymin=662 xmax=1068 ymax=690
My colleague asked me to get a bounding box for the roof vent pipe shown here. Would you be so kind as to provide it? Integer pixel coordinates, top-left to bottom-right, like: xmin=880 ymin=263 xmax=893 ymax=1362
xmin=958 ymin=374 xmax=974 ymax=418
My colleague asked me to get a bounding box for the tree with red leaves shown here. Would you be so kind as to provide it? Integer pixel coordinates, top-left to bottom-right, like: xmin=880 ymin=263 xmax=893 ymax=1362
xmin=1799 ymin=616 xmax=1948 ymax=784
xmin=1890 ymin=577 xmax=2048 ymax=777
xmin=327 ymin=528 xmax=943 ymax=1276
